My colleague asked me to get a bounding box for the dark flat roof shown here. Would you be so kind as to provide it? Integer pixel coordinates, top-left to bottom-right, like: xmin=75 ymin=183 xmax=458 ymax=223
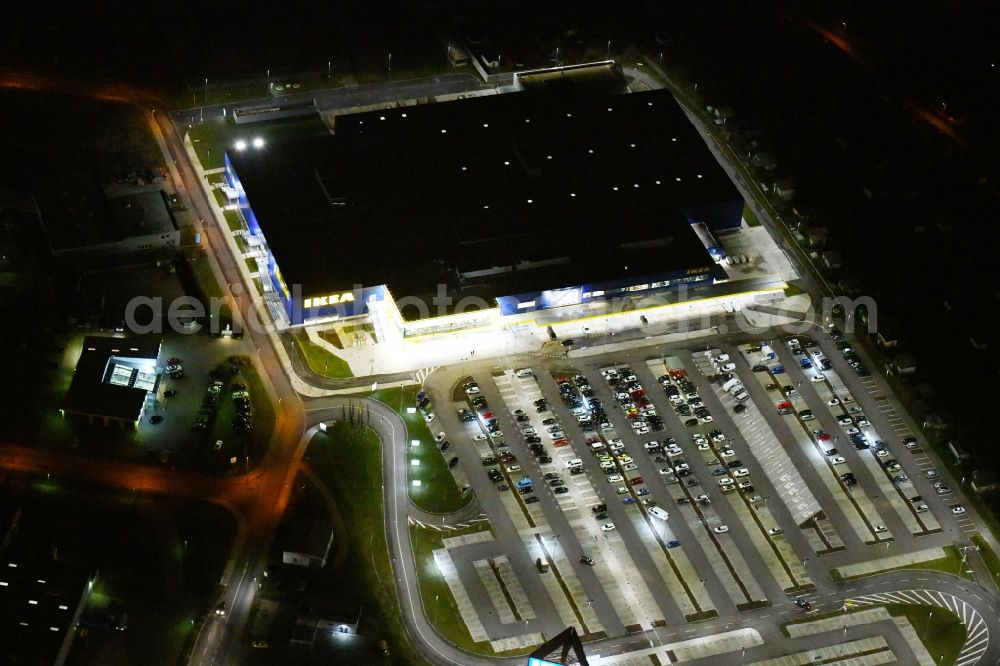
xmin=229 ymin=87 xmax=741 ymax=301
xmin=0 ymin=559 xmax=91 ymax=665
xmin=62 ymin=336 xmax=161 ymax=421
xmin=36 ymin=176 xmax=177 ymax=251
xmin=35 ymin=173 xmax=116 ymax=250
xmin=109 ymin=191 xmax=178 ymax=238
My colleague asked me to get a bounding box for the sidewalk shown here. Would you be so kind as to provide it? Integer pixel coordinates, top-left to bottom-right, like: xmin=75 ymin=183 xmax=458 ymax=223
xmin=834 ymin=546 xmax=946 ymax=580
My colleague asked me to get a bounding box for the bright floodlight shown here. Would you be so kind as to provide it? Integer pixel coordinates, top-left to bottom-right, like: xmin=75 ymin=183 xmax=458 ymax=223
xmin=252 ymin=137 xmax=265 ymax=149
xmin=234 ymin=140 xmax=247 ymax=151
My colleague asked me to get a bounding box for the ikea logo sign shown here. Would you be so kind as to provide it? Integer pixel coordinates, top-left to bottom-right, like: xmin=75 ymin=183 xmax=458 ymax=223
xmin=303 ymin=292 xmax=355 ymax=309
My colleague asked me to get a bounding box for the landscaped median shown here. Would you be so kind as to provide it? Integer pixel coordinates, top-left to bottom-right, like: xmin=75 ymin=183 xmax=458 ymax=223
xmin=971 ymin=534 xmax=1000 ymax=592
xmin=290 ymin=329 xmax=354 ymax=378
xmin=306 ymin=422 xmax=429 ymax=665
xmin=367 ymin=386 xmax=472 ymax=515
xmin=829 ymin=545 xmax=974 ymax=582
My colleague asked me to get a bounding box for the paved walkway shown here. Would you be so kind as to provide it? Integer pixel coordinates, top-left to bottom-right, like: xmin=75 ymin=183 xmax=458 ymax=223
xmin=835 ymin=546 xmax=946 ymax=579
xmin=747 ymin=636 xmax=891 ymax=666
xmin=591 ymin=628 xmax=762 ymax=664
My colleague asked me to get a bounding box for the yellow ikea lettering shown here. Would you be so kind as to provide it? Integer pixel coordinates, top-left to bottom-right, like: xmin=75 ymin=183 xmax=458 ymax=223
xmin=304 ymin=292 xmax=356 ymax=309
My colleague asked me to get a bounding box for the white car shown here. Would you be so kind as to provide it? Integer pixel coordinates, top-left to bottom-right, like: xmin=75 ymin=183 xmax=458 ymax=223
xmin=810 ymin=375 xmax=825 ymax=382
xmin=607 ymin=474 xmax=624 ymax=483
xmin=720 ymin=362 xmax=736 ymax=372
xmin=659 ymin=467 xmax=675 ymax=476
xmin=732 ymin=468 xmax=749 ymax=478
xmin=874 ymin=525 xmax=887 ymax=533
xmin=915 ymin=504 xmax=929 ymax=513
xmin=737 ymin=480 xmax=753 ymax=489
xmin=674 ymin=462 xmax=690 ymax=472
xmin=720 ymin=483 xmax=736 ymax=492
xmin=622 ymin=462 xmax=638 ymax=472
xmin=600 ymin=461 xmax=616 ymax=469
xmin=700 ymin=415 xmax=714 ymax=423
xmin=856 ymin=419 xmax=870 ymax=427
xmin=831 ymin=456 xmax=846 ymax=465
xmin=601 ymin=522 xmax=616 ymax=532
xmin=635 ymin=426 xmax=650 ymax=435
xmin=695 ymin=494 xmax=710 ymax=502
xmin=719 ymin=448 xmax=736 ymax=458
xmin=473 ymin=434 xmax=487 ymax=441
xmin=465 ymin=385 xmax=480 ymax=394
xmin=838 ymin=416 xmax=853 ymax=426
xmin=952 ymin=506 xmax=966 ymax=515
xmin=713 ymin=525 xmax=729 ymax=534
xmin=697 ymin=442 xmax=710 ymax=451
xmin=768 ymin=527 xmax=783 ymax=536
xmin=827 ymin=398 xmax=840 ymax=406
xmin=424 ymin=413 xmax=436 ymax=423
xmin=811 ymin=350 xmax=823 ymax=358
xmin=718 ymin=476 xmax=734 ymax=486
xmin=506 ymin=465 xmax=521 ymax=472
xmin=711 ymin=433 xmax=726 ymax=443
xmin=876 ymin=449 xmax=890 ymax=458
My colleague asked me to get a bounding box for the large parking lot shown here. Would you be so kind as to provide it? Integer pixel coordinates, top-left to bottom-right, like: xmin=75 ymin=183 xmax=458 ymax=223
xmin=420 ymin=326 xmax=991 ymax=662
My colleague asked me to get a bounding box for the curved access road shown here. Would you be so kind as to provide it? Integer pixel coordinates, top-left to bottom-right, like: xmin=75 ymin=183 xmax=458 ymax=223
xmin=301 ymin=393 xmax=1000 ymax=666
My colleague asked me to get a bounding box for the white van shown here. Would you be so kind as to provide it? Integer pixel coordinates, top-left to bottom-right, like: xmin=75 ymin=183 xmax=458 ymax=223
xmin=649 ymin=506 xmax=670 ymax=521
xmin=712 ymin=353 xmax=731 ymax=364
xmin=566 ymin=458 xmax=583 ymax=469
xmin=721 ymin=377 xmax=741 ymax=392
xmin=734 ymin=390 xmax=750 ymax=402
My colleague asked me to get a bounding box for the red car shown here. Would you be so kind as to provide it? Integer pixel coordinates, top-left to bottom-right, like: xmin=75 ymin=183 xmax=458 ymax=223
xmin=628 ymin=476 xmax=644 ymax=486
xmin=552 ymin=438 xmax=570 ymax=448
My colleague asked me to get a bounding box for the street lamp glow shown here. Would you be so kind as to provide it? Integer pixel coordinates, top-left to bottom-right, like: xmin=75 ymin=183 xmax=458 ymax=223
xmin=234 ymin=140 xmax=247 ymax=151
xmin=252 ymin=137 xmax=265 ymax=149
